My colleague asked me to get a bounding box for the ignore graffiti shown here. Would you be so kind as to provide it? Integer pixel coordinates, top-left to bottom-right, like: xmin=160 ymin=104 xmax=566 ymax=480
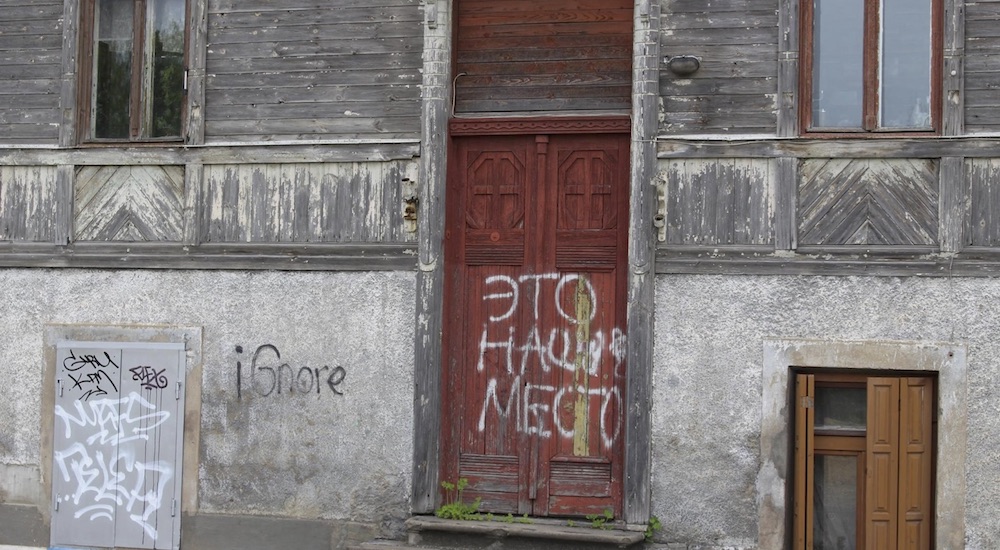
xmin=235 ymin=344 xmax=346 ymax=399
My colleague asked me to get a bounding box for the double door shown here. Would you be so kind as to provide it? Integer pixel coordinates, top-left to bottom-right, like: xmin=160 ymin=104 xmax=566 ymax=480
xmin=442 ymin=132 xmax=629 ymax=517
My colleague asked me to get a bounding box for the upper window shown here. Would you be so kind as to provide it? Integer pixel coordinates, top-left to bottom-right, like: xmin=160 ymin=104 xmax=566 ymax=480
xmin=801 ymin=0 xmax=941 ymax=134
xmin=79 ymin=0 xmax=187 ymax=142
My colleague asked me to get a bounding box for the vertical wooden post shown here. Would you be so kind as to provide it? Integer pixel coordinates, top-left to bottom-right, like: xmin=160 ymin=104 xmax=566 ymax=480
xmin=942 ymin=0 xmax=964 ymax=137
xmin=412 ymin=0 xmax=452 ymax=515
xmin=183 ymin=163 xmax=204 ymax=245
xmin=623 ymin=0 xmax=660 ymax=525
xmin=939 ymin=156 xmax=966 ymax=254
xmin=54 ymin=165 xmax=74 ymax=245
xmin=775 ymin=0 xmax=799 ymax=251
xmin=185 ymin=0 xmax=209 ymax=145
xmin=59 ymin=0 xmax=80 ymax=147
xmin=775 ymin=157 xmax=798 ymax=250
xmin=776 ymin=0 xmax=799 ymax=137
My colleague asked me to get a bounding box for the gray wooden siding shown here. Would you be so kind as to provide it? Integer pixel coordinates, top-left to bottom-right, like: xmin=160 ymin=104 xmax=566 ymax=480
xmin=659 ymin=0 xmax=778 ymax=135
xmin=2 ymin=159 xmax=415 ymax=251
xmin=201 ymin=161 xmax=416 ymax=243
xmin=203 ymin=0 xmax=423 ymax=142
xmin=969 ymin=158 xmax=1000 ymax=246
xmin=798 ymin=159 xmax=939 ymax=246
xmin=661 ymin=158 xmax=773 ymax=245
xmin=0 ymin=1 xmax=63 ymax=144
xmin=75 ymin=166 xmax=186 ymax=241
xmin=0 ymin=165 xmax=58 ymax=241
xmin=965 ymin=1 xmax=1000 ymax=132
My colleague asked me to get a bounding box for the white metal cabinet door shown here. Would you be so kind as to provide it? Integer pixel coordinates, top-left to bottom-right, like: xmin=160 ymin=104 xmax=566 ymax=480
xmin=52 ymin=342 xmax=185 ymax=550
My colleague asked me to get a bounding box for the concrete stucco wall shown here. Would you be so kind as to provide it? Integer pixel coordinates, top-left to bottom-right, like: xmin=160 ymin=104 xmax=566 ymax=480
xmin=652 ymin=274 xmax=998 ymax=549
xmin=0 ymin=269 xmax=415 ymax=540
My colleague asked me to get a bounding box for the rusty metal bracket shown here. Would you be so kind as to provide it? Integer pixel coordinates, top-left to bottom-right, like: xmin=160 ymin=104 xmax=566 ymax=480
xmin=424 ymin=0 xmax=438 ymax=29
xmin=653 ymin=176 xmax=667 ymax=242
xmin=402 ymin=176 xmax=419 ymax=233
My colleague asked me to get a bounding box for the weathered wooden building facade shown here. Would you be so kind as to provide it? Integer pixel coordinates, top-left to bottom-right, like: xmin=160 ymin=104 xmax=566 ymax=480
xmin=1 ymin=0 xmax=1000 ymax=548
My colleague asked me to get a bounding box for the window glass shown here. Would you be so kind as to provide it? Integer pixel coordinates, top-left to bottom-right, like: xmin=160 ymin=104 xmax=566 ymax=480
xmin=150 ymin=0 xmax=186 ymax=137
xmin=812 ymin=0 xmax=864 ymax=128
xmin=881 ymin=0 xmax=932 ymax=128
xmin=814 ymin=454 xmax=859 ymax=550
xmin=94 ymin=0 xmax=134 ymax=139
xmin=87 ymin=0 xmax=185 ymax=141
xmin=815 ymin=386 xmax=866 ymax=431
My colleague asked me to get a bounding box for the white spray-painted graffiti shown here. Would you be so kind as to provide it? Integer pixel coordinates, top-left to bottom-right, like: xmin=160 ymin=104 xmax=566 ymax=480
xmin=476 ymin=273 xmax=625 ymax=447
xmin=54 ymin=391 xmax=173 ymax=541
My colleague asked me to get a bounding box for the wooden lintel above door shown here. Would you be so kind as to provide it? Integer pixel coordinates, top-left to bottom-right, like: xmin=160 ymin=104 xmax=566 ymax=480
xmin=450 ymin=116 xmax=631 ymax=136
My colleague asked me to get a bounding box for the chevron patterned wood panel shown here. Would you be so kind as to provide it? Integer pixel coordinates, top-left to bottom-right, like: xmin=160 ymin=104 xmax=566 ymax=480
xmin=74 ymin=165 xmax=186 ymax=241
xmin=0 ymin=165 xmax=58 ymax=241
xmin=798 ymin=159 xmax=939 ymax=246
xmin=662 ymin=158 xmax=773 ymax=245
xmin=202 ymin=161 xmax=414 ymax=243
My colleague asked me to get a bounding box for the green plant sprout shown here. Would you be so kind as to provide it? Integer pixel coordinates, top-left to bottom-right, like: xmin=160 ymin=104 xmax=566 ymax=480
xmin=435 ymin=478 xmax=482 ymax=521
xmin=585 ymin=508 xmax=614 ymax=530
xmin=644 ymin=515 xmax=662 ymax=542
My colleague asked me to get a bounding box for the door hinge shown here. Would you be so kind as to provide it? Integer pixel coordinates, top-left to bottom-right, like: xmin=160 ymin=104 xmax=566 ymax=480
xmin=54 ymin=498 xmax=59 ymax=512
xmin=57 ymin=378 xmax=63 ymax=397
xmin=183 ymin=68 xmax=189 ymax=92
xmin=172 ymin=498 xmax=178 ymax=517
xmin=176 ymin=381 xmax=182 ymax=400
xmin=800 ymin=396 xmax=814 ymax=409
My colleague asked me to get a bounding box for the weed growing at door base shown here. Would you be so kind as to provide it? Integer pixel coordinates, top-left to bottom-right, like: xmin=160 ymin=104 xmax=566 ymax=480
xmin=435 ymin=479 xmax=536 ymax=524
xmin=644 ymin=515 xmax=662 ymax=541
xmin=586 ymin=509 xmax=614 ymax=530
xmin=436 ymin=478 xmax=482 ymax=520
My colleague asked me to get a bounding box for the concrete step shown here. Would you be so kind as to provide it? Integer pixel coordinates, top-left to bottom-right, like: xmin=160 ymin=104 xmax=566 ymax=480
xmin=399 ymin=515 xmax=646 ymax=550
xmin=349 ymin=541 xmax=446 ymax=550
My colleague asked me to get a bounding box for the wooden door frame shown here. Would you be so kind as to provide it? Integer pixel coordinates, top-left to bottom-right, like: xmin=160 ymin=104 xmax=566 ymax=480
xmin=441 ymin=122 xmax=632 ymax=518
xmin=412 ymin=0 xmax=662 ymax=526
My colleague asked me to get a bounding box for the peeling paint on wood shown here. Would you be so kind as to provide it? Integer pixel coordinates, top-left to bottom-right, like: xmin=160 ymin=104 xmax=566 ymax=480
xmin=799 ymin=159 xmax=939 ymax=246
xmin=203 ymin=161 xmax=416 ymax=244
xmin=968 ymin=158 xmax=1000 ymax=247
xmin=74 ymin=166 xmax=186 ymax=241
xmin=0 ymin=165 xmax=58 ymax=241
xmin=661 ymin=158 xmax=773 ymax=246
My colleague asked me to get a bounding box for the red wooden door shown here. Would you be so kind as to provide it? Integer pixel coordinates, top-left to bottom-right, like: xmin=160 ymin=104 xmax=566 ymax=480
xmin=442 ymin=132 xmax=629 ymax=518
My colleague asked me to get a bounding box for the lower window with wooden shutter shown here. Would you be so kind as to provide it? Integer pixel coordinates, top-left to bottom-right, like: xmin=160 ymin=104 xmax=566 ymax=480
xmin=794 ymin=373 xmax=935 ymax=550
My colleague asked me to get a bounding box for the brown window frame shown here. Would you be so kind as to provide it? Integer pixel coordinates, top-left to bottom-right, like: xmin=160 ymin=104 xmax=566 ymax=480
xmin=799 ymin=0 xmax=944 ymax=136
xmin=793 ymin=371 xmax=937 ymax=550
xmin=77 ymin=0 xmax=190 ymax=144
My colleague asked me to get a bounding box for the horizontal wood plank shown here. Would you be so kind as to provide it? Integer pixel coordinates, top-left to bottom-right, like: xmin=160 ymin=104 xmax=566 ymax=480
xmin=454 ymin=0 xmax=632 ymax=114
xmin=0 ymin=3 xmax=62 ymax=144
xmin=0 ymin=143 xmax=419 ymax=166
xmin=0 ymin=242 xmax=418 ymax=271
xmin=204 ymin=3 xmax=422 ymax=141
xmin=656 ymin=138 xmax=1000 ymax=158
xmin=660 ymin=0 xmax=778 ymax=135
